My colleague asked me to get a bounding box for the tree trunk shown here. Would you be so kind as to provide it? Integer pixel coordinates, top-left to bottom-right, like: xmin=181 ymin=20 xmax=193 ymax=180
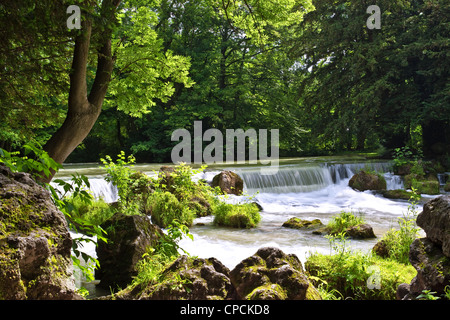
xmin=42 ymin=0 xmax=120 ymax=183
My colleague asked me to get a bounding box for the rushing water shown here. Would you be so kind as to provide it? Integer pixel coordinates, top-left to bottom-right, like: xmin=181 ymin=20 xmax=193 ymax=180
xmin=55 ymin=157 xmax=436 ymax=283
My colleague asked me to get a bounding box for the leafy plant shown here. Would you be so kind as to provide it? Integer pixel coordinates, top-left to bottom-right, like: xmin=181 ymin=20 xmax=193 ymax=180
xmin=64 ymin=195 xmax=116 ymax=226
xmin=417 ymin=290 xmax=441 ymax=300
xmin=377 ymin=188 xmax=421 ymax=264
xmin=49 ymin=175 xmax=108 ymax=282
xmin=147 ymin=190 xmax=196 ymax=228
xmin=393 ymin=146 xmax=414 ymax=168
xmin=326 ymin=210 xmax=365 ymax=235
xmin=0 ymin=141 xmax=62 ymax=181
xmin=212 ymin=200 xmax=261 ymax=229
xmin=325 ymin=232 xmax=350 ymax=260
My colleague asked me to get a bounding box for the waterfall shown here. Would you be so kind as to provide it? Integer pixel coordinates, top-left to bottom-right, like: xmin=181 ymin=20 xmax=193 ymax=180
xmin=437 ymin=173 xmax=449 ymax=186
xmin=53 ymin=160 xmax=401 ymax=201
xmin=234 ymin=161 xmax=400 ymax=194
xmin=51 ymin=177 xmax=119 ymax=203
xmin=88 ymin=178 xmax=119 ymax=203
xmin=237 ymin=165 xmax=333 ymax=193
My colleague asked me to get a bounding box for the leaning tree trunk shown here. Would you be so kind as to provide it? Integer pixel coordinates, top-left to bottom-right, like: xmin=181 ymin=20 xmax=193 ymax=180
xmin=42 ymin=0 xmax=120 ymax=183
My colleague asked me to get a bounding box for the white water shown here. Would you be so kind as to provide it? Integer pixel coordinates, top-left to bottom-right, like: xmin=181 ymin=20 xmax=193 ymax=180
xmin=178 ymin=161 xmax=412 ymax=268
xmin=55 ymin=159 xmax=422 ymax=273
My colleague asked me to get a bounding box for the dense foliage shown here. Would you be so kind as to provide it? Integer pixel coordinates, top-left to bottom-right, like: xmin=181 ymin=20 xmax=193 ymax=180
xmin=2 ymin=1 xmax=447 ymax=167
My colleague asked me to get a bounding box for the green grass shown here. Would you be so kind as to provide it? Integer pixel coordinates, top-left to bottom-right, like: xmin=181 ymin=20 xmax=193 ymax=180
xmin=306 ymin=249 xmax=416 ymax=300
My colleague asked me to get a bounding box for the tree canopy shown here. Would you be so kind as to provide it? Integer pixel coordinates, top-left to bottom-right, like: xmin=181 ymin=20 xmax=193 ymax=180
xmin=0 ymin=0 xmax=448 ymax=169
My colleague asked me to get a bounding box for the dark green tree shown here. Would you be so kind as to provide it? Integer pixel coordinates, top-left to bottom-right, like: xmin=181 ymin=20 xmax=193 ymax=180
xmin=292 ymin=0 xmax=449 ymax=156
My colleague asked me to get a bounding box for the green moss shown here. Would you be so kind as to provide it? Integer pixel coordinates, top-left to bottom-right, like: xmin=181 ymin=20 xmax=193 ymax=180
xmin=411 ymin=179 xmax=440 ymax=195
xmin=282 ymin=218 xmax=324 ymax=230
xmin=247 ymin=283 xmax=287 ymax=300
xmin=380 ymin=189 xmax=417 ymax=200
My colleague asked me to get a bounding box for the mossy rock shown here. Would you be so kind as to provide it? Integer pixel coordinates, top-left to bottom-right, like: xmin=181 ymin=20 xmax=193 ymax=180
xmin=113 ymin=255 xmax=235 ymax=300
xmin=445 ymin=182 xmax=450 ymax=192
xmin=379 ymin=189 xmax=416 ymax=200
xmin=394 ymin=163 xmax=413 ymax=176
xmin=282 ymin=218 xmax=324 ymax=230
xmin=96 ymin=213 xmax=164 ymax=290
xmin=349 ymin=170 xmax=387 ymax=191
xmin=188 ymin=196 xmax=212 ymax=217
xmin=247 ymin=283 xmax=288 ymax=300
xmin=211 ymin=171 xmax=244 ymax=195
xmin=344 ymin=224 xmax=376 ymax=239
xmin=229 ymin=247 xmax=321 ymax=300
xmin=0 ymin=165 xmax=81 ymax=300
xmin=213 ymin=202 xmax=261 ymax=229
xmin=412 ymin=180 xmax=440 ymax=195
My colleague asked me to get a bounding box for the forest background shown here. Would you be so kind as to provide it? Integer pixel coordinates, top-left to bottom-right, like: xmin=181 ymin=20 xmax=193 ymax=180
xmin=1 ymin=0 xmax=449 ymax=169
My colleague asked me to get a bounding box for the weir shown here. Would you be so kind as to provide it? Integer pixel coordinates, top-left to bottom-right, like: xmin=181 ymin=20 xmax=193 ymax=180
xmin=53 ymin=160 xmax=402 ymax=202
xmin=234 ymin=161 xmax=400 ymax=194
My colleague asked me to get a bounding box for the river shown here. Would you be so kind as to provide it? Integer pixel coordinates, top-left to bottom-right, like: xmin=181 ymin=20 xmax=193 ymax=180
xmin=54 ymin=156 xmax=439 ymax=291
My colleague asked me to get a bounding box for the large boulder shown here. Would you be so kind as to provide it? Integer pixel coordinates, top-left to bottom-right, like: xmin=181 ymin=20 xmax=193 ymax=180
xmin=211 ymin=171 xmax=244 ymax=196
xmin=416 ymin=196 xmax=450 ymax=257
xmin=114 ymin=255 xmax=235 ymax=300
xmin=229 ymin=247 xmax=321 ymax=300
xmin=344 ymin=224 xmax=376 ymax=239
xmin=397 ymin=196 xmax=450 ymax=300
xmin=397 ymin=238 xmax=450 ymax=300
xmin=96 ymin=213 xmax=164 ymax=290
xmin=0 ymin=165 xmax=81 ymax=300
xmin=349 ymin=170 xmax=387 ymax=192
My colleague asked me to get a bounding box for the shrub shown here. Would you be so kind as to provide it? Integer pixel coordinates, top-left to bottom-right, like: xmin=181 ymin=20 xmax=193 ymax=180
xmin=147 ymin=190 xmax=195 ymax=228
xmin=67 ymin=196 xmax=116 ymax=227
xmin=101 ymin=152 xmax=141 ymax=215
xmin=326 ymin=210 xmax=365 ymax=235
xmin=212 ymin=200 xmax=261 ymax=228
xmin=375 ymin=188 xmax=421 ymax=264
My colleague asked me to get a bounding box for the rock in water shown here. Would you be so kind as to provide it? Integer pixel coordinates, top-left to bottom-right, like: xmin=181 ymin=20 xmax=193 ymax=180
xmin=349 ymin=170 xmax=387 ymax=191
xmin=0 ymin=165 xmax=81 ymax=300
xmin=344 ymin=224 xmax=376 ymax=239
xmin=417 ymin=195 xmax=450 ymax=257
xmin=211 ymin=171 xmax=244 ymax=195
xmin=96 ymin=213 xmax=164 ymax=290
xmin=229 ymin=247 xmax=321 ymax=300
xmin=282 ymin=218 xmax=324 ymax=230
